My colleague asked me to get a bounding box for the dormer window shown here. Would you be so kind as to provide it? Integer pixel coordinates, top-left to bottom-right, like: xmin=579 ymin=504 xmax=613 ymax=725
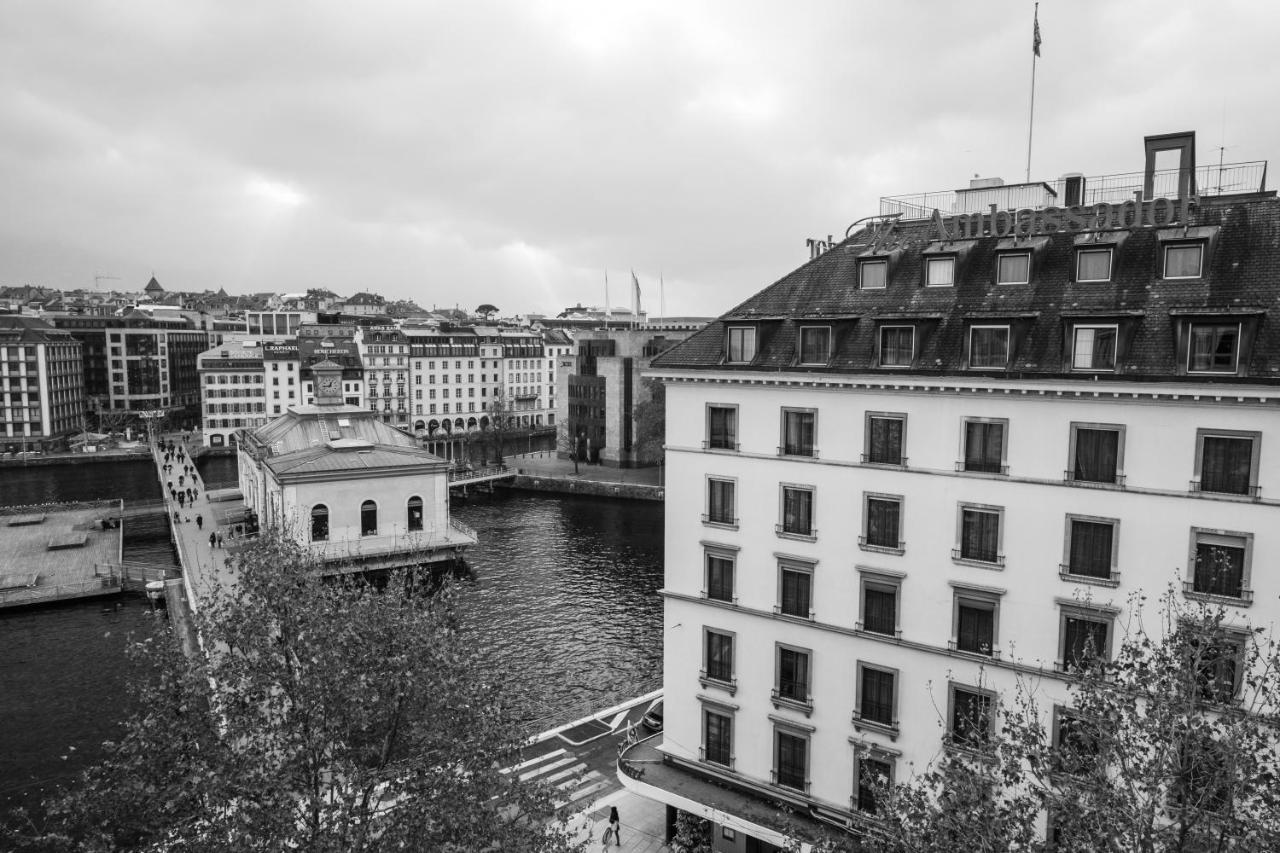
xmin=925 ymin=256 xmax=955 ymax=287
xmin=860 ymin=259 xmax=888 ymax=290
xmin=878 ymin=326 xmax=915 ymax=368
xmin=1075 ymin=248 xmax=1113 ymax=283
xmin=797 ymin=326 xmax=831 ymax=365
xmin=969 ymin=325 xmax=1010 ymax=368
xmin=1071 ymin=325 xmax=1118 ymax=372
xmin=996 ymin=253 xmax=1031 ymax=285
xmin=726 ymin=326 xmax=757 ymax=363
xmin=1164 ymin=243 xmax=1204 ymax=279
xmin=1188 ymin=322 xmax=1240 ymax=373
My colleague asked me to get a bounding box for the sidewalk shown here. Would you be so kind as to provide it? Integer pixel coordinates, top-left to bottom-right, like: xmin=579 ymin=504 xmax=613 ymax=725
xmin=508 ymin=452 xmax=663 ymax=486
xmin=570 ymin=788 xmax=671 ymax=853
xmin=152 ymin=432 xmax=240 ymax=604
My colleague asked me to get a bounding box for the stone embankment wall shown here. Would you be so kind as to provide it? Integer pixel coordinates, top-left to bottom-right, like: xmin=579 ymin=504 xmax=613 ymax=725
xmin=504 ymin=475 xmax=663 ymax=502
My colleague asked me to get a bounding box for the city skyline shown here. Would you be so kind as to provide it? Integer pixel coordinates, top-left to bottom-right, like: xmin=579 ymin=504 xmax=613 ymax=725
xmin=5 ymin=1 xmax=1280 ymax=318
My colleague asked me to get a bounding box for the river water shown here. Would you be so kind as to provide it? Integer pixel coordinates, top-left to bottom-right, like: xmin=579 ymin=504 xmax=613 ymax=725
xmin=0 ymin=456 xmax=664 ymax=810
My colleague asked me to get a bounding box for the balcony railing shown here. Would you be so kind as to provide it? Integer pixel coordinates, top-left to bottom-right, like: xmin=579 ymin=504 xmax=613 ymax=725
xmin=881 ymin=161 xmax=1269 ymax=220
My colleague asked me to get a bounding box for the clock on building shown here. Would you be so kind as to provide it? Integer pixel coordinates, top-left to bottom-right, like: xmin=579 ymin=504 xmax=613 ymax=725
xmin=318 ymin=375 xmax=340 ymax=396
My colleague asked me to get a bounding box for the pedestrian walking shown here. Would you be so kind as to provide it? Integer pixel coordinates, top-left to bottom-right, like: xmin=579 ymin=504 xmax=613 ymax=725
xmin=178 ymin=493 xmax=185 ymax=508
xmin=216 ymin=532 xmax=223 ymax=547
xmin=209 ymin=531 xmax=216 ymax=548
xmin=173 ymin=511 xmax=180 ymax=524
xmin=196 ymin=514 xmax=203 ymax=530
xmin=608 ymin=806 xmax=621 ymax=847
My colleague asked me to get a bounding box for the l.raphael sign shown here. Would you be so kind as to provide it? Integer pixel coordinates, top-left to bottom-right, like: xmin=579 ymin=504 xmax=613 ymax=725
xmin=932 ymin=191 xmax=1193 ymax=241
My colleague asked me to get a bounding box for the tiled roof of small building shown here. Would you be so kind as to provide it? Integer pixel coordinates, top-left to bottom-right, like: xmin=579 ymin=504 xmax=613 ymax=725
xmin=652 ymin=193 xmax=1280 ymax=384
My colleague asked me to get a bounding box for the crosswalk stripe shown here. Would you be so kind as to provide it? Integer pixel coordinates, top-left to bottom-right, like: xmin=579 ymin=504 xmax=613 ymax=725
xmin=502 ymin=747 xmax=567 ymax=775
xmin=555 ymin=779 xmax=612 ymax=809
xmin=555 ymin=769 xmax=601 ymax=791
xmin=541 ymin=763 xmax=588 ymax=786
xmin=519 ymin=755 xmax=577 ymax=782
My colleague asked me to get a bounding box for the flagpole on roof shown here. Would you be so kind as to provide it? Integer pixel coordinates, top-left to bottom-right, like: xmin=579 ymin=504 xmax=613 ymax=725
xmin=604 ymin=270 xmax=610 ymax=329
xmin=1026 ymin=2 xmax=1041 ymax=183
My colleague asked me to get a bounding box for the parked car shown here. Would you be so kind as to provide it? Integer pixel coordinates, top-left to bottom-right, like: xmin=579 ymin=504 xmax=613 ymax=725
xmin=641 ymin=698 xmax=663 ymax=733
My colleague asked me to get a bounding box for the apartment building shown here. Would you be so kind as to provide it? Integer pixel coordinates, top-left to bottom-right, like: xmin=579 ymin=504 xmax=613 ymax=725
xmin=356 ymin=324 xmax=411 ymax=428
xmin=0 ymin=316 xmax=84 ymax=451
xmin=629 ymin=131 xmax=1280 ymax=849
xmin=52 ymin=311 xmax=206 ymax=424
xmin=262 ymin=342 xmax=303 ymax=418
xmin=403 ymin=325 xmax=566 ymax=434
xmin=197 ymin=339 xmax=268 ymax=448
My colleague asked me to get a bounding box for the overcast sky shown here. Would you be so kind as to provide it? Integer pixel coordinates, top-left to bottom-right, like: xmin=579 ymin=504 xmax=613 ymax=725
xmin=3 ymin=0 xmax=1278 ymax=317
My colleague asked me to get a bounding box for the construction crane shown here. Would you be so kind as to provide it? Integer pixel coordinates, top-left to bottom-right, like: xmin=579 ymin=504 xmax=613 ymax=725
xmin=94 ymin=273 xmax=120 ymax=290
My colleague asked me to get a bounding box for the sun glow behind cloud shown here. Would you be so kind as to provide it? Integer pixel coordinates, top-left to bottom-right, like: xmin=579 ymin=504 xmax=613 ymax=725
xmin=244 ymin=176 xmax=307 ymax=209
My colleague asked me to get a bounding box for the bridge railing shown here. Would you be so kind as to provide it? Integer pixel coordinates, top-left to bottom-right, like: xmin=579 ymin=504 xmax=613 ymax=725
xmin=0 ymin=576 xmax=120 ymax=608
xmin=447 ymin=464 xmax=513 ymax=484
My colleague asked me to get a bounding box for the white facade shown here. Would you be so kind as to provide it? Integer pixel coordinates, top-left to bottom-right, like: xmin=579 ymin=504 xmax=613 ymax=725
xmin=654 ymin=372 xmax=1280 ymax=825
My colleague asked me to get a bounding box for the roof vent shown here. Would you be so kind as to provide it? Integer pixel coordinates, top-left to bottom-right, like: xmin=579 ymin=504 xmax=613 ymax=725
xmin=970 ymin=177 xmax=1005 ymax=190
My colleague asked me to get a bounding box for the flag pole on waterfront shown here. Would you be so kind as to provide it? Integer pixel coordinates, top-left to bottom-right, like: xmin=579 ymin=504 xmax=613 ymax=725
xmin=1025 ymin=3 xmax=1042 ymax=183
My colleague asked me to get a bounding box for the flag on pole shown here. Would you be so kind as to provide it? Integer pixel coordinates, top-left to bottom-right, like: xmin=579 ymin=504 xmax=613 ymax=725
xmin=1032 ymin=6 xmax=1042 ymax=56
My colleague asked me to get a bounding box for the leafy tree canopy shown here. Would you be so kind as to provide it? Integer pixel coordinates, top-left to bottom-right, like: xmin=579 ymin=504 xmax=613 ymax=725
xmin=5 ymin=536 xmax=581 ymax=853
xmin=782 ymin=591 xmax=1280 ymax=853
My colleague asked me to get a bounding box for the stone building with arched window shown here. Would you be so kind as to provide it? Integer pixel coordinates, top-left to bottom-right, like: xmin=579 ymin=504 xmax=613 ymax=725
xmin=237 ymin=361 xmax=475 ymax=573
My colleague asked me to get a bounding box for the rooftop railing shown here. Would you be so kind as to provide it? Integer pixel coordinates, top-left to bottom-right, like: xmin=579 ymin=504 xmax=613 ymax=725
xmin=880 ymin=161 xmax=1268 ymax=220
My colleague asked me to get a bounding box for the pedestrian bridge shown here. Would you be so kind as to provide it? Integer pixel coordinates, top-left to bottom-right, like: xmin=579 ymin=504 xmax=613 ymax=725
xmin=447 ymin=464 xmax=515 ymax=489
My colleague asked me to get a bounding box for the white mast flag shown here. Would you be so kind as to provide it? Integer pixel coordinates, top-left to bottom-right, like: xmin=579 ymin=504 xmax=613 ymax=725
xmin=631 ymin=270 xmax=642 ymax=324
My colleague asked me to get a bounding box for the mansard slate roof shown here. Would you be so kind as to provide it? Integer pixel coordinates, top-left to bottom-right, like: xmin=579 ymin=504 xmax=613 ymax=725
xmin=0 ymin=316 xmax=75 ymax=343
xmin=652 ymin=193 xmax=1280 ymax=384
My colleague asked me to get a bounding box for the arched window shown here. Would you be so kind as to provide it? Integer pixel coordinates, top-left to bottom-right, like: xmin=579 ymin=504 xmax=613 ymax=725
xmin=311 ymin=504 xmax=329 ymax=541
xmin=361 ymin=500 xmax=378 ymax=536
xmin=407 ymin=496 xmax=423 ymax=532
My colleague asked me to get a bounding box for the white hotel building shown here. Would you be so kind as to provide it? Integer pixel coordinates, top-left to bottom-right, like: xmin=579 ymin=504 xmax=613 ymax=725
xmin=625 ymin=132 xmax=1280 ymax=849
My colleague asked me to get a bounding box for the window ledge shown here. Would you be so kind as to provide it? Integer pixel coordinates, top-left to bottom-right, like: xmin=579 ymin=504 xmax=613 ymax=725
xmin=698 ymin=674 xmax=738 ymax=696
xmin=955 ymin=461 xmax=1009 ymax=476
xmin=858 ymin=538 xmax=905 ymax=556
xmin=770 ymin=692 xmax=814 ymax=716
xmin=772 ymin=605 xmax=815 ymax=622
xmin=1064 ymin=471 xmax=1126 ymax=488
xmin=947 ymin=640 xmax=1001 ymax=660
xmin=851 ymin=715 xmax=899 ymax=741
xmin=775 ymin=526 xmax=817 ymax=542
xmin=1182 ymin=584 xmax=1253 ymax=607
xmin=701 ymin=515 xmax=739 ymax=530
xmin=942 ymin=738 xmax=997 ymax=760
xmin=855 ymin=623 xmax=903 ymax=640
xmin=700 ymin=592 xmax=738 ymax=606
xmin=777 ymin=447 xmax=820 ymax=460
xmin=1058 ymin=567 xmax=1121 ymax=588
xmin=951 ymin=551 xmax=1005 ymax=570
xmin=861 ymin=454 xmax=908 ymax=467
xmin=701 ymin=441 xmax=741 ymax=453
xmin=1189 ymin=481 xmax=1261 ymax=500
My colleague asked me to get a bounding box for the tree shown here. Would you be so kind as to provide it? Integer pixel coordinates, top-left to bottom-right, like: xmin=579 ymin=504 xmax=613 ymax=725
xmin=557 ymin=421 xmax=583 ymax=474
xmin=671 ymin=810 xmax=713 ymax=852
xmin=866 ymin=590 xmax=1280 ymax=853
xmin=631 ymin=378 xmax=665 ymax=467
xmin=5 ymin=535 xmax=582 ymax=853
xmin=476 ymin=304 xmax=499 ymax=320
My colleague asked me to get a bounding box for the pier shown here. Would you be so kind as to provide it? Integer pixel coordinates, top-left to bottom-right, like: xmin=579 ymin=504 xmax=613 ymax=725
xmin=0 ymin=500 xmax=125 ymax=609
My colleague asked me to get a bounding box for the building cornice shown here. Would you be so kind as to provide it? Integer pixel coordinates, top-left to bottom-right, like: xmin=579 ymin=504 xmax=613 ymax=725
xmin=643 ymin=367 xmax=1280 ymax=407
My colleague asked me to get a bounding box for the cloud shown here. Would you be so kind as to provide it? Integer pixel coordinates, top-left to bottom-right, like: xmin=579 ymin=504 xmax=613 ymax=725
xmin=2 ymin=0 xmax=1280 ymax=315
